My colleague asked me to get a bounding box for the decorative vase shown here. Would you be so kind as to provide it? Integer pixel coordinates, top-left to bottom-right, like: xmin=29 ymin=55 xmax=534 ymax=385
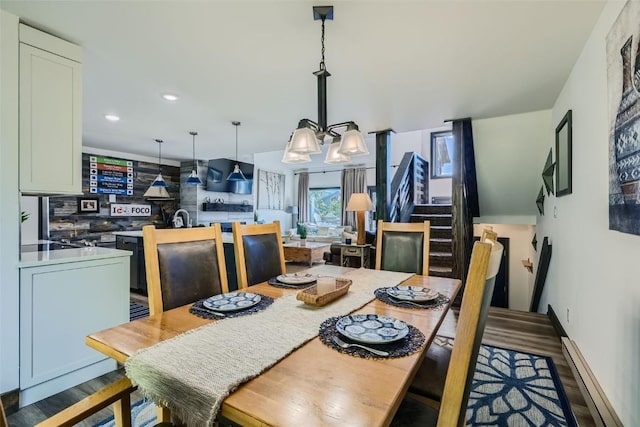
xmin=613 ymin=35 xmax=640 ymax=205
xmin=300 ymin=239 xmax=306 ymax=247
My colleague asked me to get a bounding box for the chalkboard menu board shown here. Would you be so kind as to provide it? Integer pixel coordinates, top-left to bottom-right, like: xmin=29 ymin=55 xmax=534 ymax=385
xmin=89 ymin=156 xmax=134 ymax=195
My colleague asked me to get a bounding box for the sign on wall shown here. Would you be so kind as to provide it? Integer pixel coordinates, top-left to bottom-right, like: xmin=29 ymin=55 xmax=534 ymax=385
xmin=110 ymin=203 xmax=151 ymax=217
xmin=89 ymin=156 xmax=134 ymax=195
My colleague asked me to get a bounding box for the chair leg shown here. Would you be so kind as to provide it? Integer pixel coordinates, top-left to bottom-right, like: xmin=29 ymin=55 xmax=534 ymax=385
xmin=113 ymin=394 xmax=132 ymax=427
xmin=157 ymin=405 xmax=172 ymax=423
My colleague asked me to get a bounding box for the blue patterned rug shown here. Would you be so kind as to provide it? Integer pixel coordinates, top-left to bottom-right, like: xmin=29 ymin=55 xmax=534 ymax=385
xmin=129 ymin=301 xmax=149 ymax=321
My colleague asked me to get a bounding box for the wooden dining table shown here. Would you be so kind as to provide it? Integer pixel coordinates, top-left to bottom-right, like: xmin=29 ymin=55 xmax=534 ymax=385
xmin=86 ymin=267 xmax=461 ymax=427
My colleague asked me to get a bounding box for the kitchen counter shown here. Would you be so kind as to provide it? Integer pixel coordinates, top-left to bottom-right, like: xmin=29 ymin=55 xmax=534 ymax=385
xmin=19 ymin=247 xmax=131 ymax=268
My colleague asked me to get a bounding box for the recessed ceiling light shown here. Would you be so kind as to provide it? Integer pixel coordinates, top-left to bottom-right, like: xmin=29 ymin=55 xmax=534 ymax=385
xmin=104 ymin=114 xmax=120 ymax=122
xmin=162 ymin=93 xmax=179 ymax=101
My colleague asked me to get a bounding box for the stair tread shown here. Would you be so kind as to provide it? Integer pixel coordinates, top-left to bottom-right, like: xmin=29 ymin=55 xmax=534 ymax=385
xmin=430 ymin=238 xmax=452 ymax=243
xmin=429 ymin=266 xmax=454 ymax=272
xmin=430 ymin=252 xmax=453 ymax=257
xmin=412 ymin=213 xmax=452 ymax=217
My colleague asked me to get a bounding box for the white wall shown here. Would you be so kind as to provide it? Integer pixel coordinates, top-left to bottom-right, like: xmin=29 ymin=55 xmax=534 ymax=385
xmin=473 ymin=110 xmax=552 ymax=225
xmin=473 ymin=223 xmax=536 ymax=311
xmin=252 ymin=150 xmax=296 ymax=231
xmin=0 ymin=9 xmax=20 ymax=394
xmin=538 ymin=1 xmax=638 ymax=424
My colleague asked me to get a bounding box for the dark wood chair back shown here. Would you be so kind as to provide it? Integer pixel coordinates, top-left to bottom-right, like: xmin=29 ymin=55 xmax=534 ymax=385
xmin=437 ymin=239 xmax=504 ymax=426
xmin=232 ymin=221 xmax=286 ymax=289
xmin=375 ymin=220 xmax=431 ymax=275
xmin=143 ymin=224 xmax=229 ymax=315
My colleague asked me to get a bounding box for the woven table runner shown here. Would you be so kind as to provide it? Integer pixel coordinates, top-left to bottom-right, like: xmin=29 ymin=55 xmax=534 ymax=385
xmin=125 ymin=266 xmax=413 ymax=426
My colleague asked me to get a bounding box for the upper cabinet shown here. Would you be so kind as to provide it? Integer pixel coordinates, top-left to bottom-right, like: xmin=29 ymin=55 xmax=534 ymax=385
xmin=19 ymin=24 xmax=82 ymax=195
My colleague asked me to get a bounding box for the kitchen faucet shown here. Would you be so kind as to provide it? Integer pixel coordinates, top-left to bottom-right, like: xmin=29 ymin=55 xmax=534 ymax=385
xmin=172 ymin=209 xmax=191 ymax=228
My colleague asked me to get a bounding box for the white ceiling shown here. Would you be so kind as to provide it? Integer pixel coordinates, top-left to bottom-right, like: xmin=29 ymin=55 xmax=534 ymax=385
xmin=1 ymin=0 xmax=605 ymax=162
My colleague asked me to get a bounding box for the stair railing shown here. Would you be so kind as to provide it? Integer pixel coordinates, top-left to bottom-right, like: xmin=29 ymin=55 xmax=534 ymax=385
xmin=389 ymin=152 xmax=429 ymax=223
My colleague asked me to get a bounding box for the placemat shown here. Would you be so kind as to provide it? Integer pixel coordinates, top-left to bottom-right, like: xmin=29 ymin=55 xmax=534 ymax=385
xmin=267 ymin=277 xmax=316 ymax=289
xmin=318 ymin=316 xmax=425 ymax=359
xmin=374 ymin=287 xmax=450 ymax=310
xmin=190 ymin=295 xmax=275 ymax=319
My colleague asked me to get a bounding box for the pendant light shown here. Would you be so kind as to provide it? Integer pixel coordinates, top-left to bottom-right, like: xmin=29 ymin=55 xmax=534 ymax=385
xmin=282 ymin=5 xmax=367 ymax=163
xmin=227 ymin=121 xmax=246 ymax=181
xmin=186 ymin=131 xmax=203 ymax=185
xmin=144 ymin=139 xmax=171 ymax=199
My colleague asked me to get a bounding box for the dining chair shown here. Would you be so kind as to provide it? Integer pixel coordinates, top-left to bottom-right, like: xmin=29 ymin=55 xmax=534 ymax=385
xmin=394 ymin=238 xmax=504 ymax=426
xmin=0 ymin=398 xmax=7 ymax=427
xmin=143 ymin=224 xmax=229 ymax=315
xmin=232 ymin=221 xmax=286 ymax=288
xmin=375 ymin=220 xmax=431 ymax=275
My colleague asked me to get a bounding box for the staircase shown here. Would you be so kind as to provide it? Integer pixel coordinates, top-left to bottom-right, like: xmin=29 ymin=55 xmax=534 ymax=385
xmin=411 ymin=204 xmax=454 ymax=278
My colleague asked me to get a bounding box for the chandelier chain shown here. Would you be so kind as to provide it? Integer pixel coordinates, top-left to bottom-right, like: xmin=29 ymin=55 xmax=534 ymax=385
xmin=319 ymin=17 xmax=326 ymax=71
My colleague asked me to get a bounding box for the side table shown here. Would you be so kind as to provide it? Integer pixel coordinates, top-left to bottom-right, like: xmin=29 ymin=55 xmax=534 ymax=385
xmin=337 ymin=243 xmax=371 ymax=268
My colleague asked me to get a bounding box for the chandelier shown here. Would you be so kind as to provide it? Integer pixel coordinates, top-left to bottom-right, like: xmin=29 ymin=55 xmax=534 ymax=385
xmin=282 ymin=5 xmax=369 ymax=164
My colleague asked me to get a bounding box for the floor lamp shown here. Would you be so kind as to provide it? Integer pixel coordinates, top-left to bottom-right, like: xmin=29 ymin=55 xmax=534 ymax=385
xmin=346 ymin=193 xmax=374 ymax=245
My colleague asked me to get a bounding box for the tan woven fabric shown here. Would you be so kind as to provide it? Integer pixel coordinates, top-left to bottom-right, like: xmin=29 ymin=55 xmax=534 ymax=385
xmin=125 ymin=266 xmax=412 ymax=426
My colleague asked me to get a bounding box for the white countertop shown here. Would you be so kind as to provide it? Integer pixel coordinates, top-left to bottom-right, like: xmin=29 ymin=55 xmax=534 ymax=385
xmin=20 ymin=247 xmax=132 ymax=268
xmin=113 ymin=230 xmax=235 ymax=243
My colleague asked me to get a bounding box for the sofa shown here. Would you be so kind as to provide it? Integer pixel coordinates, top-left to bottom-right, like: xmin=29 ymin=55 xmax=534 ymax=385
xmin=284 ymin=224 xmax=353 ymax=244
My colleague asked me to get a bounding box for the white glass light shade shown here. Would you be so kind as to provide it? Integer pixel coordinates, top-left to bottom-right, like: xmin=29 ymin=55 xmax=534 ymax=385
xmin=324 ymin=141 xmax=351 ymax=164
xmin=282 ymin=147 xmax=311 ymax=163
xmin=337 ymin=128 xmax=368 ymax=156
xmin=345 ymin=193 xmax=374 ymax=211
xmin=289 ymin=127 xmax=321 ymax=154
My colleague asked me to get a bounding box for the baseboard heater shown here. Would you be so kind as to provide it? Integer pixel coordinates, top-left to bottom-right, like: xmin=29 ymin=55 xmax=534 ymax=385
xmin=561 ymin=338 xmax=622 ymax=426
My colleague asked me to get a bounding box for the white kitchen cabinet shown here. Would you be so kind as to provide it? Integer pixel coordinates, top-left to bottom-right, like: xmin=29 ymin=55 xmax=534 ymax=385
xmin=19 ymin=24 xmax=82 ymax=195
xmin=19 ymin=251 xmax=130 ymax=406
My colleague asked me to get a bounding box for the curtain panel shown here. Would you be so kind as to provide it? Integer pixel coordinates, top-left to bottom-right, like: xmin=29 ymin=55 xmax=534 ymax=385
xmin=341 ymin=167 xmax=367 ymax=229
xmin=297 ymin=172 xmax=309 ymax=223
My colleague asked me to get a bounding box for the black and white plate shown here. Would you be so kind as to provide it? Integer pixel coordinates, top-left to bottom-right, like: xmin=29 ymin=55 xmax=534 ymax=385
xmin=386 ymin=286 xmax=438 ymax=302
xmin=336 ymin=314 xmax=409 ymax=344
xmin=203 ymin=292 xmax=262 ymax=312
xmin=276 ymin=273 xmax=316 ymax=285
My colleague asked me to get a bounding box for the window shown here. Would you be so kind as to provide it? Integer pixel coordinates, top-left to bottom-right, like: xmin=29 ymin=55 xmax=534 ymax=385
xmin=430 ymin=131 xmax=454 ymax=179
xmin=309 ymin=187 xmax=341 ymax=226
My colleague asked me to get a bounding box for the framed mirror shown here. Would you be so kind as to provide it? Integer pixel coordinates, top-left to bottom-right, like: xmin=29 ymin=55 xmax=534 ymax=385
xmin=555 ymin=110 xmax=572 ymax=196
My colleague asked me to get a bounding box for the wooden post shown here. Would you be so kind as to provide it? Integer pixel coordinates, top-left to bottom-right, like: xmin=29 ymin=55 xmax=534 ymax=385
xmin=372 ymin=129 xmax=394 ymax=221
xmin=356 ymin=211 xmax=366 ymax=245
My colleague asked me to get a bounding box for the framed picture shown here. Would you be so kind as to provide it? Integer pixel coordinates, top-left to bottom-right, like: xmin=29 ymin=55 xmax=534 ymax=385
xmin=555 ymin=110 xmax=572 ymax=197
xmin=77 ymin=196 xmax=100 ymax=213
xmin=257 ymin=169 xmax=285 ymax=210
xmin=430 ymin=131 xmax=453 ymax=179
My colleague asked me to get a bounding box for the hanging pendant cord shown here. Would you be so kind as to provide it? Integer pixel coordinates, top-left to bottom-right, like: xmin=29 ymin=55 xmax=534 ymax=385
xmin=235 ymin=125 xmax=238 ymax=161
xmin=319 ymin=17 xmax=326 ymax=71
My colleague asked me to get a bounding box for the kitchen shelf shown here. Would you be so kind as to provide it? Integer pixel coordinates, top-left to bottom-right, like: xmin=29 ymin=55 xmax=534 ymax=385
xmin=202 ymin=203 xmax=253 ymax=212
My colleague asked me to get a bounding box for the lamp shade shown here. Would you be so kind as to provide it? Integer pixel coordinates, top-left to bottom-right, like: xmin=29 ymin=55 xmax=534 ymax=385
xmin=143 ymin=173 xmax=171 ymax=198
xmin=282 ymin=142 xmax=312 ymax=163
xmin=289 ymin=127 xmax=321 ymax=154
xmin=337 ymin=127 xmax=368 ymax=157
xmin=186 ymin=169 xmax=202 ymax=185
xmin=346 ymin=193 xmax=374 ymax=211
xmin=324 ymin=140 xmax=351 ymax=164
xmin=227 ymin=164 xmax=247 ymax=181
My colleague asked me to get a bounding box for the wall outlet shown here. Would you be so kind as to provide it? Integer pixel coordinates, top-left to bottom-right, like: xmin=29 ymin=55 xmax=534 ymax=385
xmin=566 ymin=308 xmax=570 ymax=323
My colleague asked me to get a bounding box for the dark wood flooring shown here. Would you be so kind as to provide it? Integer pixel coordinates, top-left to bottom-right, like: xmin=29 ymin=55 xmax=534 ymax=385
xmin=6 ymin=273 xmax=594 ymax=426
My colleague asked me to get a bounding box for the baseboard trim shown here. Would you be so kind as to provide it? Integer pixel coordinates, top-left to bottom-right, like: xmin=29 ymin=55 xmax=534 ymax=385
xmin=561 ymin=337 xmax=622 ymax=427
xmin=547 ymin=304 xmax=567 ymax=337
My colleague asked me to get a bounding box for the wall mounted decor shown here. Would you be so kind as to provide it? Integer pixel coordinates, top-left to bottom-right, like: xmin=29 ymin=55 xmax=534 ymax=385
xmin=536 ymin=186 xmax=545 ymax=215
xmin=607 ymin=0 xmax=640 ymax=235
xmin=77 ymin=197 xmax=100 ymax=213
xmin=257 ymin=169 xmax=285 ymax=210
xmin=542 ymin=148 xmax=555 ymax=195
xmin=555 ymin=110 xmax=572 ymax=197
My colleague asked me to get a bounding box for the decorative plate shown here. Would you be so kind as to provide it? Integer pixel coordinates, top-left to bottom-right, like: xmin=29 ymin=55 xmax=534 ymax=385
xmin=336 ymin=314 xmax=409 ymax=344
xmin=203 ymin=292 xmax=262 ymax=312
xmin=276 ymin=273 xmax=316 ymax=285
xmin=386 ymin=286 xmax=438 ymax=302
